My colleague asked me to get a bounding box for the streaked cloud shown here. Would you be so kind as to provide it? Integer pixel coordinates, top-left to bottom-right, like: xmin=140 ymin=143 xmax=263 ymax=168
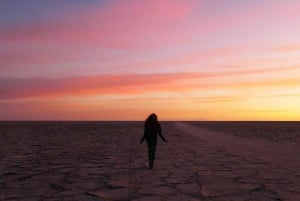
xmin=1 ymin=0 xmax=300 ymax=120
xmin=0 ymin=0 xmax=195 ymax=49
xmin=1 ymin=67 xmax=299 ymax=99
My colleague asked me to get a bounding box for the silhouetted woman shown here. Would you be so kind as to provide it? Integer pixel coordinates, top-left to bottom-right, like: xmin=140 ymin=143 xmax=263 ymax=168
xmin=140 ymin=113 xmax=167 ymax=169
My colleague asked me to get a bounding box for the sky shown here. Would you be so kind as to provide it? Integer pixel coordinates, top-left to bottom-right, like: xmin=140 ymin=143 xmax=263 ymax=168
xmin=0 ymin=0 xmax=300 ymax=121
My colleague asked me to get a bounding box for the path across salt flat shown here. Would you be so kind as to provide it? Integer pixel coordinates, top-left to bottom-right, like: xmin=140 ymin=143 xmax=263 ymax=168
xmin=0 ymin=122 xmax=299 ymax=201
xmin=176 ymin=122 xmax=300 ymax=169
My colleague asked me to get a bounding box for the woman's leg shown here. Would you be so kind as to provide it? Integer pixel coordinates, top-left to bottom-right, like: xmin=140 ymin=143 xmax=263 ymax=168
xmin=146 ymin=138 xmax=157 ymax=169
xmin=146 ymin=140 xmax=152 ymax=169
xmin=149 ymin=140 xmax=157 ymax=169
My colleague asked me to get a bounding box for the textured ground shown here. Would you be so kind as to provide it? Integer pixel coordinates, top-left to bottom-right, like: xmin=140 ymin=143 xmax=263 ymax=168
xmin=189 ymin=121 xmax=300 ymax=142
xmin=0 ymin=122 xmax=299 ymax=201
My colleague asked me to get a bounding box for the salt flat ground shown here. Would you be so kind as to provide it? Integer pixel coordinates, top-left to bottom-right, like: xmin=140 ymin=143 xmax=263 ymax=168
xmin=0 ymin=121 xmax=299 ymax=201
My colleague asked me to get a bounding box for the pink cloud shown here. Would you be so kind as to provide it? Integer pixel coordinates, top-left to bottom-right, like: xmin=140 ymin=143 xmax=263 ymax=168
xmin=123 ymin=47 xmax=238 ymax=70
xmin=1 ymin=1 xmax=300 ymax=51
xmin=0 ymin=45 xmax=121 ymax=69
xmin=0 ymin=0 xmax=195 ymax=49
xmin=0 ymin=44 xmax=245 ymax=73
xmin=113 ymin=44 xmax=300 ymax=72
xmin=204 ymin=1 xmax=300 ymax=32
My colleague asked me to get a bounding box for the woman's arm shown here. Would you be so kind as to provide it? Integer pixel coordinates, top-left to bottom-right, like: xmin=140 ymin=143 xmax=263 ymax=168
xmin=140 ymin=128 xmax=146 ymax=144
xmin=158 ymin=124 xmax=167 ymax=142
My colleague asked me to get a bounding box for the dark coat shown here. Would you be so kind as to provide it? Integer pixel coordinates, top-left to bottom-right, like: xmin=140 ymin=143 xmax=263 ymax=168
xmin=140 ymin=123 xmax=166 ymax=144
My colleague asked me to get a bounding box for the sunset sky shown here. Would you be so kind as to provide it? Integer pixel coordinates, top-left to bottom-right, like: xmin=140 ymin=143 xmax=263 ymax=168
xmin=1 ymin=0 xmax=300 ymax=120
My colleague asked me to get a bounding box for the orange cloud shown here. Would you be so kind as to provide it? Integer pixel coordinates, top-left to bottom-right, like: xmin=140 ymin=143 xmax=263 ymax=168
xmin=0 ymin=73 xmax=200 ymax=99
xmin=278 ymin=44 xmax=300 ymax=52
xmin=1 ymin=68 xmax=300 ymax=100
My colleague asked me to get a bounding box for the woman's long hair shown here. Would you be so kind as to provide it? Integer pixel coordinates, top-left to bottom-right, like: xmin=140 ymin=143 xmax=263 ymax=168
xmin=145 ymin=113 xmax=159 ymax=128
